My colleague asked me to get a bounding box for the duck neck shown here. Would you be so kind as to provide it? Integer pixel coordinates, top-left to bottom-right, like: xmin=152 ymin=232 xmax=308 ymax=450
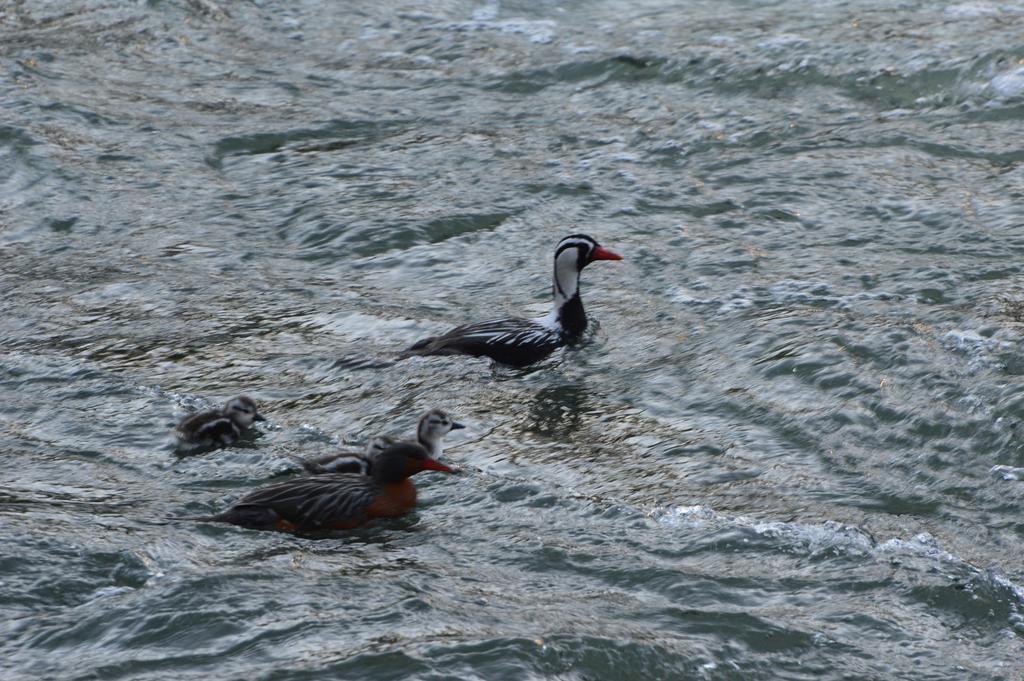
xmin=372 ymin=453 xmax=409 ymax=485
xmin=549 ymin=253 xmax=586 ymax=339
xmin=417 ymin=427 xmax=442 ymax=458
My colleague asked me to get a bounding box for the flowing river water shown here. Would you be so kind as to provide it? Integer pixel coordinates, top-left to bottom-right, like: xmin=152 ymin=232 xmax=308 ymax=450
xmin=3 ymin=1 xmax=1024 ymax=679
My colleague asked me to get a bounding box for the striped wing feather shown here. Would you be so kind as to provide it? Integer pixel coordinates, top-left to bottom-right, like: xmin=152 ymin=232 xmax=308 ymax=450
xmin=177 ymin=412 xmax=238 ymax=445
xmin=302 ymin=452 xmax=372 ymax=475
xmin=409 ymin=318 xmax=561 ymax=366
xmin=193 ymin=417 xmax=238 ymax=444
xmin=227 ymin=475 xmax=377 ymax=529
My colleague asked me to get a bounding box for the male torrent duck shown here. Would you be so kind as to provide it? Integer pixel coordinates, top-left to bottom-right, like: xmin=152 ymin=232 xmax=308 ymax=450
xmin=298 ymin=409 xmax=464 ymax=475
xmin=203 ymin=442 xmax=454 ymax=532
xmin=402 ymin=234 xmax=622 ymax=367
xmin=175 ymin=395 xmax=266 ymax=450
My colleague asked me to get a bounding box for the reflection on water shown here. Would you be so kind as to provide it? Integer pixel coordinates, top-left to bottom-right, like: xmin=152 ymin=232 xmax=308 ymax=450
xmin=526 ymin=383 xmax=590 ymax=439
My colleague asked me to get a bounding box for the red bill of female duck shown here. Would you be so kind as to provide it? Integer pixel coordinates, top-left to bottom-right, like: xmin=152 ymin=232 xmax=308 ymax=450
xmin=402 ymin=234 xmax=622 ymax=367
xmin=201 ymin=442 xmax=455 ymax=532
xmin=297 ymin=409 xmax=464 ymax=475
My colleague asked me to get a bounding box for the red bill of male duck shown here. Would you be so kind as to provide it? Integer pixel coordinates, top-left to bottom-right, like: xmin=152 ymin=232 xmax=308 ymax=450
xmin=197 ymin=442 xmax=455 ymax=532
xmin=401 ymin=234 xmax=622 ymax=368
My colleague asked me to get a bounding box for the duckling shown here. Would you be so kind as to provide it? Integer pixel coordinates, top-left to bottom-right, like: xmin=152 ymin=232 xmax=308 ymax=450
xmin=297 ymin=409 xmax=464 ymax=474
xmin=175 ymin=395 xmax=266 ymax=451
xmin=297 ymin=436 xmax=394 ymax=475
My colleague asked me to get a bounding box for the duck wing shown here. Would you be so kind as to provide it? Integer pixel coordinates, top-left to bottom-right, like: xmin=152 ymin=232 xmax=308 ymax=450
xmin=217 ymin=474 xmax=377 ymax=530
xmin=176 ymin=412 xmax=239 ymax=446
xmin=301 ymin=451 xmax=372 ymax=475
xmin=404 ymin=318 xmax=562 ymax=367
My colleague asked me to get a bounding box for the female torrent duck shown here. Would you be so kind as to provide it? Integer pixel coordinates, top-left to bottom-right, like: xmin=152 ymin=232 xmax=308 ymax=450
xmin=297 ymin=409 xmax=464 ymax=475
xmin=203 ymin=442 xmax=454 ymax=532
xmin=402 ymin=234 xmax=622 ymax=367
xmin=175 ymin=395 xmax=266 ymax=451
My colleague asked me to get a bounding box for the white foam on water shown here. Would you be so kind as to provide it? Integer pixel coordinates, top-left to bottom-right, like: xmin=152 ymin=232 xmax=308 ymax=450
xmin=753 ymin=519 xmax=875 ymax=556
xmin=303 ymin=310 xmax=421 ymax=339
xmin=879 ymin=108 xmax=918 ymax=120
xmin=673 ymin=279 xmax=901 ymax=317
xmin=138 ymin=385 xmax=216 ymax=413
xmin=91 ymin=585 xmax=135 ymax=599
xmin=756 ymin=34 xmax=810 ymax=51
xmin=424 ymin=19 xmax=557 ymax=44
xmin=944 ymin=3 xmax=1005 ymax=18
xmin=718 ymin=296 xmax=754 ymax=313
xmin=669 ymin=287 xmax=718 ymax=306
xmin=990 ymin=66 xmax=1024 ymax=98
xmin=706 ymin=35 xmax=737 ymax=47
xmin=941 ymin=329 xmax=1012 ymax=372
xmin=768 ymin=280 xmax=902 ymax=309
xmin=471 ymin=2 xmax=500 ymax=22
xmin=661 ymin=505 xmax=875 ymax=556
xmin=990 ymin=464 xmax=1024 ymax=481
xmin=988 ymin=570 xmax=1024 ymax=632
xmin=657 ymin=505 xmax=1024 ymax=620
xmin=770 ymin=279 xmax=836 ymax=303
xmin=876 ymin=532 xmax=958 ymax=563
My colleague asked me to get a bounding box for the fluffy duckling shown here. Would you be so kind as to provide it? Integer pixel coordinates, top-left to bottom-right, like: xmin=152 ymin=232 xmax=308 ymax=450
xmin=175 ymin=395 xmax=266 ymax=451
xmin=297 ymin=409 xmax=464 ymax=474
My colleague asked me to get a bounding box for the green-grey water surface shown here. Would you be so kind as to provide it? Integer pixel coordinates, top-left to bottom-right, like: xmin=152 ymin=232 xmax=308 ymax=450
xmin=3 ymin=1 xmax=1024 ymax=679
